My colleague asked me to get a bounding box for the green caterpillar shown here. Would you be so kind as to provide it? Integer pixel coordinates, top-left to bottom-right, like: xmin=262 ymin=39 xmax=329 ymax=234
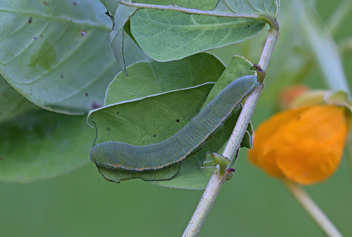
xmin=90 ymin=75 xmax=258 ymax=171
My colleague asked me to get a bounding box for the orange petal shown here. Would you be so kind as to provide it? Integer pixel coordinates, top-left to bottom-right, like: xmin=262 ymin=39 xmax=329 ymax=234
xmin=273 ymin=105 xmax=348 ymax=184
xmin=248 ymin=107 xmax=310 ymax=177
xmin=248 ymin=105 xmax=348 ymax=185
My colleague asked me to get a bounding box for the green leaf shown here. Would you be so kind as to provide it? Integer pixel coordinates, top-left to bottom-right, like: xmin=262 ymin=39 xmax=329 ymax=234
xmin=224 ymin=0 xmax=280 ymax=19
xmin=130 ymin=6 xmax=266 ymax=61
xmin=88 ymin=53 xmax=225 ymax=182
xmin=0 ymin=110 xmax=95 ymax=183
xmin=109 ymin=3 xmax=139 ymax=75
xmin=241 ymin=122 xmax=253 ymax=148
xmin=104 ymin=53 xmax=225 ymax=105
xmin=205 ymin=153 xmax=230 ymax=175
xmin=105 ymin=0 xmax=228 ymax=74
xmin=0 ymin=0 xmax=146 ymax=114
xmin=0 ymin=75 xmax=38 ymax=123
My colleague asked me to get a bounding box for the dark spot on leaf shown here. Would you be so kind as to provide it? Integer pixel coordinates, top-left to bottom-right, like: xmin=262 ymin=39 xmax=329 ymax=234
xmin=80 ymin=31 xmax=87 ymax=37
xmin=33 ymin=36 xmax=38 ymax=40
xmin=107 ymin=127 xmax=111 ymax=132
xmin=40 ymin=34 xmax=43 ymax=38
xmin=73 ymin=1 xmax=77 ymax=5
xmin=28 ymin=17 xmax=32 ymax=24
xmin=68 ymin=45 xmax=71 ymax=49
xmin=43 ymin=1 xmax=49 ymax=5
xmin=91 ymin=102 xmax=101 ymax=109
xmin=153 ymin=135 xmax=156 ymax=137
xmin=247 ymin=25 xmax=250 ymax=27
xmin=85 ymin=92 xmax=88 ymax=97
xmin=116 ymin=112 xmax=119 ymax=115
xmin=60 ymin=74 xmax=64 ymax=79
xmin=176 ymin=119 xmax=180 ymax=122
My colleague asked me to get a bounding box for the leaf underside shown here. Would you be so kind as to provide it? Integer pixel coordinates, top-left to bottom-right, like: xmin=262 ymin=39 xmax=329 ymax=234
xmin=130 ymin=9 xmax=266 ymax=62
xmin=0 ymin=0 xmax=147 ymax=114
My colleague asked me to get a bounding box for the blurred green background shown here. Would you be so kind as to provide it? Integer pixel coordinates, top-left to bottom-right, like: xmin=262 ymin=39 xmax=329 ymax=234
xmin=1 ymin=0 xmax=352 ymax=236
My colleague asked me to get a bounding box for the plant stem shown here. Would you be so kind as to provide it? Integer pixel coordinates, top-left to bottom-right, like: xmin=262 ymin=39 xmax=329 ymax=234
xmin=183 ymin=25 xmax=279 ymax=237
xmin=282 ymin=179 xmax=343 ymax=237
xmin=119 ymin=1 xmax=277 ymax=29
xmin=182 ymin=167 xmax=225 ymax=237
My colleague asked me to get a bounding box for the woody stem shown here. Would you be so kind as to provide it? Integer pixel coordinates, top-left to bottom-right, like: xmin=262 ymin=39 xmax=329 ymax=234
xmin=182 ymin=25 xmax=279 ymax=237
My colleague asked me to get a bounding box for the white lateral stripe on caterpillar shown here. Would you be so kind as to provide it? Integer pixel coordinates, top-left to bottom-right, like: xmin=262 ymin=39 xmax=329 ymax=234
xmin=90 ymin=75 xmax=258 ymax=171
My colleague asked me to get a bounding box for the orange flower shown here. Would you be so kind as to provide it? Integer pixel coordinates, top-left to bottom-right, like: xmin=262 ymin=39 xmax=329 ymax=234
xmin=248 ymin=105 xmax=349 ymax=185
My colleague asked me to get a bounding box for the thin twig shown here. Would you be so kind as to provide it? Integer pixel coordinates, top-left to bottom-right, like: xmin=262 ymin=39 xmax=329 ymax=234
xmin=282 ymin=179 xmax=343 ymax=237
